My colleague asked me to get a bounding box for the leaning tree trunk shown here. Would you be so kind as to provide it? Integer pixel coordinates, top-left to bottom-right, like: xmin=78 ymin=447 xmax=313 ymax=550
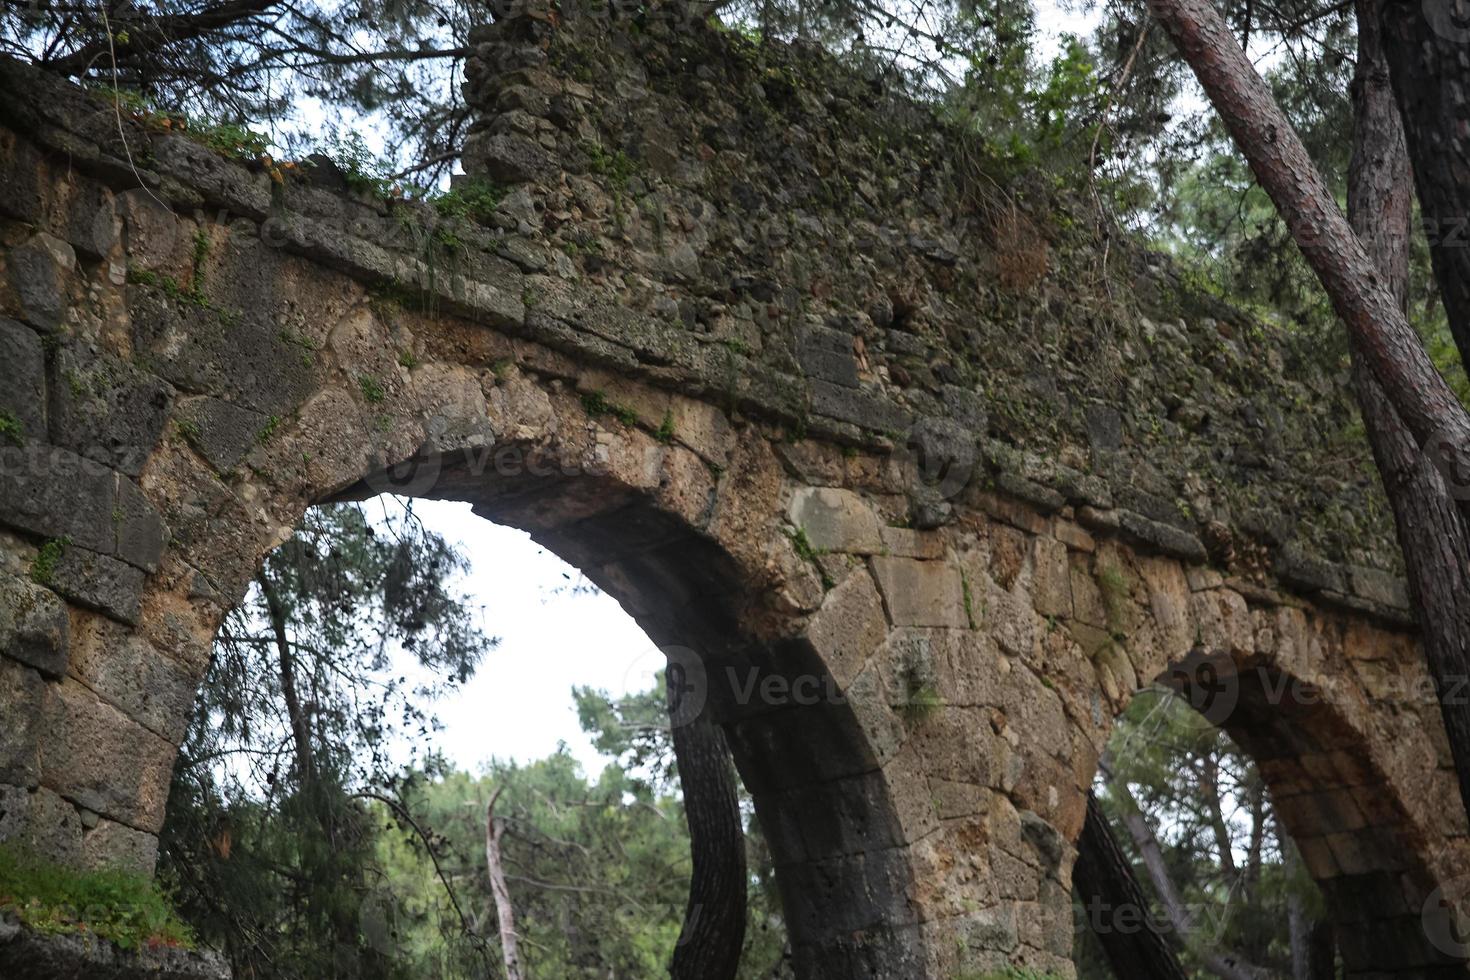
xmin=1074 ymin=793 xmax=1191 ymax=980
xmin=484 ymin=788 xmax=524 ymax=980
xmin=668 ymin=675 xmax=746 ymax=979
xmin=1145 ymin=0 xmax=1470 ymax=823
xmin=1104 ymin=768 xmax=1273 ymax=980
xmin=1345 ymin=0 xmax=1470 ymax=844
xmin=1378 ymin=0 xmax=1470 ymax=370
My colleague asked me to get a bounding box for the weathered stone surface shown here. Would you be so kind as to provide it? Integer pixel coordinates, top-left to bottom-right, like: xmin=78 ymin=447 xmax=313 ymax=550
xmin=1116 ymin=508 xmax=1207 ymax=563
xmin=462 ymin=131 xmax=559 ymax=183
xmin=3 ymin=785 xmax=83 ymax=866
xmin=81 ymin=818 xmax=159 ymax=874
xmin=40 ymin=680 xmax=175 ymax=831
xmin=807 ymin=568 xmax=888 ymax=689
xmin=797 ymin=325 xmax=860 ymax=387
xmin=6 ymin=232 xmax=74 ymax=329
xmin=1031 ymin=537 xmax=1071 ymax=619
xmin=61 ymin=180 xmax=119 ymax=259
xmin=117 ymin=188 xmax=189 ymax=270
xmin=0 ymin=912 xmax=231 ymax=979
xmin=0 ymin=570 xmax=69 ymax=677
xmin=880 ymin=525 xmax=945 ymax=559
xmin=49 ymin=346 xmax=173 ymax=477
xmin=0 ymin=25 xmax=1461 ymax=978
xmin=0 ymin=658 xmax=49 ymax=786
xmin=0 ymin=317 xmax=45 ymax=443
xmin=870 ymin=556 xmax=968 ymax=629
xmin=111 ymin=478 xmax=165 ymax=572
xmin=69 ymin=617 xmax=196 ymax=744
xmin=46 ymin=547 xmax=145 ymax=625
xmin=788 ymin=487 xmax=884 ymax=554
xmin=0 ymin=444 xmax=118 ymax=554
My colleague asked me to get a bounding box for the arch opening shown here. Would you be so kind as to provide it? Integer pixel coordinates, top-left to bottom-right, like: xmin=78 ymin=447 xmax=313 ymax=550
xmin=1076 ymin=654 xmax=1468 ymax=980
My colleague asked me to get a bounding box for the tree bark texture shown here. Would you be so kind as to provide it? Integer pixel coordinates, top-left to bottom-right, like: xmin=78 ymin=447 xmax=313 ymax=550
xmin=1379 ymin=0 xmax=1470 ymax=369
xmin=1347 ymin=0 xmax=1470 ymax=826
xmin=668 ymin=677 xmax=747 ymax=980
xmin=485 ymin=789 xmax=524 ymax=980
xmin=1073 ymin=792 xmax=1191 ymax=980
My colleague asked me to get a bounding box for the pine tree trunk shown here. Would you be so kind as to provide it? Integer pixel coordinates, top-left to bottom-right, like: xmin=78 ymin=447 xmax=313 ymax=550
xmin=668 ymin=679 xmax=746 ymax=980
xmin=1378 ymin=0 xmax=1470 ymax=368
xmin=1345 ymin=0 xmax=1470 ymax=842
xmin=1073 ymin=793 xmax=1191 ymax=980
xmin=485 ymin=789 xmax=524 ymax=980
xmin=1146 ymin=0 xmax=1470 ymax=824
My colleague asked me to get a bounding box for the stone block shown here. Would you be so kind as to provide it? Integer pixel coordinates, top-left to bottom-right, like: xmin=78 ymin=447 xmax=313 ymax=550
xmin=844 ymin=663 xmax=907 ymax=767
xmin=993 ymin=472 xmax=1065 ymax=513
xmin=870 ymin=555 xmax=968 ymax=628
xmin=174 ymin=396 xmax=271 ymax=474
xmin=667 ymin=395 xmax=734 ymax=468
xmin=462 ymin=131 xmax=559 ymax=183
xmin=0 ymin=657 xmax=49 ymax=786
xmin=7 ymin=232 xmax=74 ymax=330
xmin=1031 ymin=536 xmax=1071 ymax=619
xmin=788 ymin=487 xmax=883 ymax=555
xmin=1117 ymin=508 xmax=1207 ymax=562
xmin=809 ymin=379 xmax=910 ymax=434
xmin=1053 ymin=519 xmax=1093 ymax=553
xmin=797 ymin=324 xmax=860 ymax=387
xmin=0 ymin=784 xmax=26 ymax=841
xmin=127 ymin=283 xmax=317 ymax=420
xmin=0 ymin=317 xmax=45 ymax=444
xmin=81 ymin=818 xmax=159 ymax=874
xmin=13 ymin=785 xmax=83 ymax=866
xmin=1348 ymin=565 xmax=1410 ymax=610
xmin=807 ymin=568 xmax=889 ymax=689
xmin=1275 ymin=542 xmax=1347 ymax=594
xmin=62 ymin=180 xmax=120 ymax=259
xmin=69 ymin=617 xmax=197 ymax=744
xmin=0 ymin=443 xmax=118 ymax=554
xmin=984 ymin=582 xmax=1035 ymax=658
xmin=1190 ymin=587 xmax=1253 ymax=656
xmin=40 ymin=679 xmax=176 ymax=831
xmin=112 ymin=478 xmax=166 ymax=572
xmin=879 ymin=525 xmax=944 ymax=559
xmin=49 ymin=346 xmax=173 ymax=477
xmin=1069 ymin=559 xmax=1108 ymax=630
xmin=0 ymin=570 xmax=69 ymax=677
xmin=973 ymin=491 xmax=1051 ymax=535
xmin=46 ymin=546 xmax=145 ymax=625
xmin=0 ymin=130 xmax=45 ymax=222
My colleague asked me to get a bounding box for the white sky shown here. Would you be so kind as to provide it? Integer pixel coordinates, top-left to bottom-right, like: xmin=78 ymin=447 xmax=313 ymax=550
xmin=388 ymin=500 xmax=664 ymax=775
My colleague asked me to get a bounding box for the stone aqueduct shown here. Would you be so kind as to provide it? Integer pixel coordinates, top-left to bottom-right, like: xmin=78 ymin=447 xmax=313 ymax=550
xmin=0 ymin=4 xmax=1467 ymax=976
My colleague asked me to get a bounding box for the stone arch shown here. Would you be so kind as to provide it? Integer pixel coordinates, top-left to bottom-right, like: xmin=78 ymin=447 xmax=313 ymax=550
xmin=186 ymin=318 xmax=932 ymax=977
xmin=3 ymin=6 xmax=1470 ymax=976
xmin=1085 ymin=560 xmax=1470 ymax=978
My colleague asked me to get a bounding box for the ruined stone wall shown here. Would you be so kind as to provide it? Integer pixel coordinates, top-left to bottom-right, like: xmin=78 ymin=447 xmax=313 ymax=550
xmin=0 ymin=3 xmax=1466 ymax=975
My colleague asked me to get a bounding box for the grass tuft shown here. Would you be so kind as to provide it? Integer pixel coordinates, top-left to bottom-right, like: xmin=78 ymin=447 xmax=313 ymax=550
xmin=0 ymin=843 xmax=194 ymax=952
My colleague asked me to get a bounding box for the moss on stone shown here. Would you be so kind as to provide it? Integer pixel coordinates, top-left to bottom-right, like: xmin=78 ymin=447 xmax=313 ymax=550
xmin=29 ymin=537 xmax=68 ymax=585
xmin=0 ymin=843 xmax=195 ymax=952
xmin=0 ymin=410 xmax=24 ymax=447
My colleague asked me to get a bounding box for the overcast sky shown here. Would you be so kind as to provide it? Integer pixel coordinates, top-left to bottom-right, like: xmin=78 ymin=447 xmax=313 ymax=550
xmin=387 ymin=500 xmax=663 ymax=776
